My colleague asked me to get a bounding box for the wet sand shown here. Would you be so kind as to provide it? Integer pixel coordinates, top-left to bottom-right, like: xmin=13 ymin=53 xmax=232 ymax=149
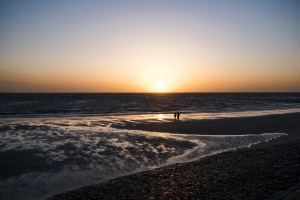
xmin=47 ymin=112 xmax=300 ymax=199
xmin=112 ymin=112 xmax=300 ymax=147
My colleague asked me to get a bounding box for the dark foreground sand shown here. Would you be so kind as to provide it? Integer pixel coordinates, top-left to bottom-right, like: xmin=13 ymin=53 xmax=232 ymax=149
xmin=47 ymin=113 xmax=300 ymax=200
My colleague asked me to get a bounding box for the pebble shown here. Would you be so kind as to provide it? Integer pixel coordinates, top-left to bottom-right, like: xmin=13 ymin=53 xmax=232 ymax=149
xmin=46 ymin=140 xmax=300 ymax=200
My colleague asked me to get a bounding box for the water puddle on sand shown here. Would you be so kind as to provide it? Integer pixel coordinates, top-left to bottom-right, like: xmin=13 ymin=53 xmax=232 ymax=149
xmin=0 ymin=118 xmax=286 ymax=200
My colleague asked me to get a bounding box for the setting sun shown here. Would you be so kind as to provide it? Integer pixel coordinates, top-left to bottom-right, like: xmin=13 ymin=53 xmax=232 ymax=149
xmin=155 ymin=81 xmax=167 ymax=92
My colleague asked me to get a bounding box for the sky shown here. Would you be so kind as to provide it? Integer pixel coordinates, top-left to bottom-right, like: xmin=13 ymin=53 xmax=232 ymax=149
xmin=0 ymin=0 xmax=300 ymax=92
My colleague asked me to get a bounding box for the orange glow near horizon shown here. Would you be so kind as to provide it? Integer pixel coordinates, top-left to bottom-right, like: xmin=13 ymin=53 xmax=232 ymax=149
xmin=1 ymin=55 xmax=300 ymax=92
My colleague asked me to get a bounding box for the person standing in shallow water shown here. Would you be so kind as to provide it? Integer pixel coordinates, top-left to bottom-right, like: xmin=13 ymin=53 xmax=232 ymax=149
xmin=177 ymin=111 xmax=180 ymax=121
xmin=174 ymin=112 xmax=177 ymax=120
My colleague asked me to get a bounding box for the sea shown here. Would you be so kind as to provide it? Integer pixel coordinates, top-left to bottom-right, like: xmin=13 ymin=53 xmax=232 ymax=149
xmin=0 ymin=93 xmax=300 ymax=200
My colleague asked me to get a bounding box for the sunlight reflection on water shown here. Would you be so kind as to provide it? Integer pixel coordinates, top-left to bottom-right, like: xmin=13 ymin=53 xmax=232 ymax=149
xmin=89 ymin=108 xmax=300 ymax=123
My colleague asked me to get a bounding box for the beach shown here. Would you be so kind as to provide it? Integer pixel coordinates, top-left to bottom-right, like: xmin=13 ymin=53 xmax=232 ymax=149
xmin=113 ymin=112 xmax=300 ymax=146
xmin=46 ymin=112 xmax=300 ymax=199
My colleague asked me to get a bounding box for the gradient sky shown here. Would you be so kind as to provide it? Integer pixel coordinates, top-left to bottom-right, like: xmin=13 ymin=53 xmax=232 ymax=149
xmin=1 ymin=0 xmax=300 ymax=92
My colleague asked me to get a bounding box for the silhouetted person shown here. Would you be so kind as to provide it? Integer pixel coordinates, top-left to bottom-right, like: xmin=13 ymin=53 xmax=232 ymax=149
xmin=177 ymin=111 xmax=180 ymax=121
xmin=174 ymin=112 xmax=177 ymax=120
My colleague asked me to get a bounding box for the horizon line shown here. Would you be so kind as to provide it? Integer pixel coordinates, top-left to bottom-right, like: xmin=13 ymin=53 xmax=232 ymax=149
xmin=1 ymin=91 xmax=300 ymax=94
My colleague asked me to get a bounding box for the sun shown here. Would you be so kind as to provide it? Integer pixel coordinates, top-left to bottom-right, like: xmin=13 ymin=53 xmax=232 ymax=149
xmin=155 ymin=81 xmax=166 ymax=92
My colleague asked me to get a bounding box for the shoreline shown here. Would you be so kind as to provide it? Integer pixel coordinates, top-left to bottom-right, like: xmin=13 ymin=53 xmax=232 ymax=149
xmin=46 ymin=112 xmax=300 ymax=199
xmin=47 ymin=139 xmax=300 ymax=200
xmin=112 ymin=112 xmax=300 ymax=148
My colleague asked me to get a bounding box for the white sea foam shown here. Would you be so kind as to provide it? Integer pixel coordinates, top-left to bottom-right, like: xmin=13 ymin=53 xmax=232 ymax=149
xmin=167 ymin=133 xmax=286 ymax=164
xmin=0 ymin=117 xmax=286 ymax=200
